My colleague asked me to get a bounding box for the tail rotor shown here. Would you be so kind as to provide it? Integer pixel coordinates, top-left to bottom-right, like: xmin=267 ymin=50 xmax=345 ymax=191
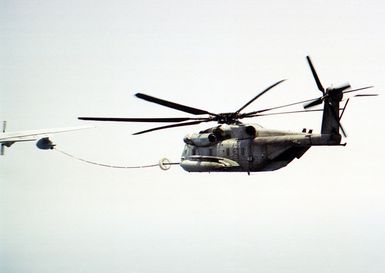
xmin=303 ymin=56 xmax=376 ymax=138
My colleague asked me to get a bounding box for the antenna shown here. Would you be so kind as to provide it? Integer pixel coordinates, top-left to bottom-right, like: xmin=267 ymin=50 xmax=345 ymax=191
xmin=1 ymin=121 xmax=6 ymax=155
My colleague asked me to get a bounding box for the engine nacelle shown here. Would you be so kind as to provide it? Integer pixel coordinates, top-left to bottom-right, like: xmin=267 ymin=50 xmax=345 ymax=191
xmin=183 ymin=133 xmax=217 ymax=147
xmin=245 ymin=125 xmax=257 ymax=138
xmin=36 ymin=137 xmax=55 ymax=150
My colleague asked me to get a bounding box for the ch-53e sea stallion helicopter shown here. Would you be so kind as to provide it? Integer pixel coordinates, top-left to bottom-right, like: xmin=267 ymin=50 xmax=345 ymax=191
xmin=79 ymin=56 xmax=376 ymax=173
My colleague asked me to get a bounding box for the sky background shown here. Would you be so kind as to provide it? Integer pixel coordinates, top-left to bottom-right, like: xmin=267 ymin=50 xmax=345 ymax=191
xmin=1 ymin=0 xmax=385 ymax=272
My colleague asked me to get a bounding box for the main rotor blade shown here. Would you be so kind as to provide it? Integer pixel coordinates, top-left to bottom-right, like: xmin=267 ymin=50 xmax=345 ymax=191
xmin=135 ymin=93 xmax=217 ymax=116
xmin=307 ymin=56 xmax=325 ymax=94
xmin=235 ymin=79 xmax=286 ymax=115
xmin=245 ymin=108 xmax=327 ymax=117
xmin=78 ymin=117 xmax=206 ymax=123
xmin=240 ymin=96 xmax=322 ymax=118
xmin=343 ymin=86 xmax=374 ymax=94
xmin=133 ymin=120 xmax=209 ymax=135
xmin=354 ymin=94 xmax=378 ymax=97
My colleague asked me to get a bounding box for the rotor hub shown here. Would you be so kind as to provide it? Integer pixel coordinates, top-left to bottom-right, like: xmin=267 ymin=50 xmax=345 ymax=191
xmin=216 ymin=113 xmax=239 ymax=124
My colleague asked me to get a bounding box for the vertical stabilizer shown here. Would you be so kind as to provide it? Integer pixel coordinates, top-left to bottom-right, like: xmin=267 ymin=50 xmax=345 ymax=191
xmin=320 ymin=88 xmax=344 ymax=143
xmin=304 ymin=56 xmax=350 ymax=143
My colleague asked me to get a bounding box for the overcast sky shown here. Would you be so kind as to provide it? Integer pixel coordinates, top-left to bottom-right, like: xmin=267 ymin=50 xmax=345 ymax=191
xmin=1 ymin=0 xmax=385 ymax=273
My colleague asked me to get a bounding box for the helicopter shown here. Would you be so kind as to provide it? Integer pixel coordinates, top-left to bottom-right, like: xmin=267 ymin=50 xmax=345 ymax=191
xmin=79 ymin=56 xmax=376 ymax=173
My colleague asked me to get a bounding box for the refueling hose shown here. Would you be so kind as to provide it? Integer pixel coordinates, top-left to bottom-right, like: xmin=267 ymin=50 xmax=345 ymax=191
xmin=54 ymin=147 xmax=176 ymax=170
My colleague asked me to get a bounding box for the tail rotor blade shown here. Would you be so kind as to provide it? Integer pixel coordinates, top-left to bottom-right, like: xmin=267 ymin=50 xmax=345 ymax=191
xmin=303 ymin=97 xmax=324 ymax=109
xmin=354 ymin=94 xmax=378 ymax=97
xmin=307 ymin=56 xmax=325 ymax=94
xmin=339 ymin=121 xmax=347 ymax=138
xmin=327 ymin=101 xmax=347 ymax=138
xmin=333 ymin=82 xmax=351 ymax=93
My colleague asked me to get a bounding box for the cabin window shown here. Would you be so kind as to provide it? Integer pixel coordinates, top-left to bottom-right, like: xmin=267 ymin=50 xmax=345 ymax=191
xmin=226 ymin=148 xmax=230 ymax=156
xmin=209 ymin=148 xmax=213 ymax=156
xmin=192 ymin=148 xmax=196 ymax=155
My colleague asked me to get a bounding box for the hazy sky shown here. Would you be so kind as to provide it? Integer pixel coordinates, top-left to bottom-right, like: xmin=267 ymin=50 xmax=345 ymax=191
xmin=1 ymin=0 xmax=385 ymax=273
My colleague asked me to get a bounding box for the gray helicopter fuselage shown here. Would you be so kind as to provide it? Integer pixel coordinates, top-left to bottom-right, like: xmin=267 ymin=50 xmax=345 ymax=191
xmin=180 ymin=123 xmax=340 ymax=172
